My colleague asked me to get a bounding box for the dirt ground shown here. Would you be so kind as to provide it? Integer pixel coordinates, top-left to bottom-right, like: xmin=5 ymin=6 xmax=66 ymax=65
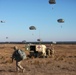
xmin=0 ymin=44 xmax=76 ymax=75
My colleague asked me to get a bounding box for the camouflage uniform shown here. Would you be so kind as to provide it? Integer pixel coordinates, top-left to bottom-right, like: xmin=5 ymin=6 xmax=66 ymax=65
xmin=50 ymin=44 xmax=54 ymax=58
xmin=48 ymin=48 xmax=51 ymax=57
xmin=12 ymin=46 xmax=25 ymax=72
xmin=46 ymin=48 xmax=50 ymax=57
xmin=46 ymin=44 xmax=54 ymax=58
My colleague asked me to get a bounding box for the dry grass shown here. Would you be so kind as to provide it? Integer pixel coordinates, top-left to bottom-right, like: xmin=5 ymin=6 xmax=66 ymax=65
xmin=0 ymin=44 xmax=76 ymax=75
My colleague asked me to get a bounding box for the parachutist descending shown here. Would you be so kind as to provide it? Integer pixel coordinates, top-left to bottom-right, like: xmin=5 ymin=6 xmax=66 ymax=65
xmin=29 ymin=26 xmax=36 ymax=36
xmin=49 ymin=0 xmax=56 ymax=10
xmin=57 ymin=19 xmax=64 ymax=28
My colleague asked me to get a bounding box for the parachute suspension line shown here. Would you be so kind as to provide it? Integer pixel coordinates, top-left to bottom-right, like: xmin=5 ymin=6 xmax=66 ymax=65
xmin=52 ymin=7 xmax=53 ymax=10
xmin=61 ymin=25 xmax=62 ymax=28
xmin=37 ymin=30 xmax=41 ymax=44
xmin=39 ymin=30 xmax=40 ymax=39
xmin=52 ymin=4 xmax=55 ymax=10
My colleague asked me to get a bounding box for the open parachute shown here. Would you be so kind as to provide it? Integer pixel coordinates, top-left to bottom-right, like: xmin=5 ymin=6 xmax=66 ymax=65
xmin=37 ymin=39 xmax=41 ymax=42
xmin=57 ymin=19 xmax=64 ymax=23
xmin=29 ymin=26 xmax=36 ymax=30
xmin=0 ymin=20 xmax=5 ymax=23
xmin=49 ymin=0 xmax=56 ymax=4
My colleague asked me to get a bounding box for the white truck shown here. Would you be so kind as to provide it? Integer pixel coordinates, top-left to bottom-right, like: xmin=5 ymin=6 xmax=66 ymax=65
xmin=25 ymin=44 xmax=47 ymax=58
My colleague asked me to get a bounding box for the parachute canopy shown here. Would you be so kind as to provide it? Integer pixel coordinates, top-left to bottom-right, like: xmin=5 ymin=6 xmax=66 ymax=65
xmin=37 ymin=39 xmax=40 ymax=42
xmin=57 ymin=19 xmax=64 ymax=23
xmin=49 ymin=0 xmax=56 ymax=4
xmin=6 ymin=37 xmax=8 ymax=39
xmin=29 ymin=26 xmax=36 ymax=30
xmin=0 ymin=20 xmax=5 ymax=23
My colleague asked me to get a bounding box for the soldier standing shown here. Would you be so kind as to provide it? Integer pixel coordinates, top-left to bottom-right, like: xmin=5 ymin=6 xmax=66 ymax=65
xmin=46 ymin=44 xmax=54 ymax=58
xmin=46 ymin=48 xmax=51 ymax=57
xmin=50 ymin=44 xmax=54 ymax=58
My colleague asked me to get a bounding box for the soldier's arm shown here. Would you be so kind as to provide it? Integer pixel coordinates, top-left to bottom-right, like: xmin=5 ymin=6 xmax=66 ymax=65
xmin=11 ymin=52 xmax=15 ymax=62
xmin=11 ymin=54 xmax=14 ymax=62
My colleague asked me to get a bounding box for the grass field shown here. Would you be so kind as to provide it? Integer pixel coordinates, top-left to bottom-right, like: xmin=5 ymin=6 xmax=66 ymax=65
xmin=0 ymin=44 xmax=76 ymax=75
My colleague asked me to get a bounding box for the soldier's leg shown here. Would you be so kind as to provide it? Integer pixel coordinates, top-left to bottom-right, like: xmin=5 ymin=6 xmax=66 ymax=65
xmin=16 ymin=61 xmax=20 ymax=72
xmin=48 ymin=50 xmax=51 ymax=57
xmin=43 ymin=52 xmax=46 ymax=58
xmin=18 ymin=61 xmax=24 ymax=70
xmin=52 ymin=49 xmax=54 ymax=58
xmin=17 ymin=61 xmax=25 ymax=72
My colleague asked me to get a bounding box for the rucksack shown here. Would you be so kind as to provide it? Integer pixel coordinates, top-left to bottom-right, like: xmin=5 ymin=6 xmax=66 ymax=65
xmin=17 ymin=49 xmax=26 ymax=60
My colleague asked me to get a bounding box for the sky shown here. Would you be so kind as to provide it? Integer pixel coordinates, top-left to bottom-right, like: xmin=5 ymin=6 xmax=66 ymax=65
xmin=0 ymin=0 xmax=76 ymax=42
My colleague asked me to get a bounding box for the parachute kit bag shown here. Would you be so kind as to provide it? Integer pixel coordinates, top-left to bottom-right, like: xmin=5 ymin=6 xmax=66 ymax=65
xmin=18 ymin=49 xmax=26 ymax=60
